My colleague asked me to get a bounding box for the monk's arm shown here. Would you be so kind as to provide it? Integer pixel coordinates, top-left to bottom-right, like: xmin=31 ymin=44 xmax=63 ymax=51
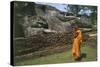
xmin=74 ymin=32 xmax=79 ymax=38
xmin=71 ymin=32 xmax=78 ymax=43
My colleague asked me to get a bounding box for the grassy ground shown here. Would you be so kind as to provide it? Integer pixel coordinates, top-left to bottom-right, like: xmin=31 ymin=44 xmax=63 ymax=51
xmin=15 ymin=45 xmax=97 ymax=66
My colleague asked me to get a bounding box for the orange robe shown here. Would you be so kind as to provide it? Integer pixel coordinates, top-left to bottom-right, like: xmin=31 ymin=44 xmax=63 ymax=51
xmin=72 ymin=29 xmax=82 ymax=59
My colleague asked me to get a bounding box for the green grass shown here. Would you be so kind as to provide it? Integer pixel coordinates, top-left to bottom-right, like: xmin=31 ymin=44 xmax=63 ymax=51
xmin=15 ymin=45 xmax=97 ymax=66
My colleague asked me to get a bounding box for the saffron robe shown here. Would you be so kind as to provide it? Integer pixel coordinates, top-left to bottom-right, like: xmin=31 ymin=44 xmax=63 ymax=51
xmin=72 ymin=29 xmax=82 ymax=59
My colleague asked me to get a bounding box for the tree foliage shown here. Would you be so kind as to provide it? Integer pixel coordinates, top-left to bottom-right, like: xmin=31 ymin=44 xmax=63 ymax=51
xmin=67 ymin=5 xmax=97 ymax=25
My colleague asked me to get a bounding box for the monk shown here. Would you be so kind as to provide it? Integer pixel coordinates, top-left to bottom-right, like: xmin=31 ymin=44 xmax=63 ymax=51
xmin=72 ymin=24 xmax=82 ymax=61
